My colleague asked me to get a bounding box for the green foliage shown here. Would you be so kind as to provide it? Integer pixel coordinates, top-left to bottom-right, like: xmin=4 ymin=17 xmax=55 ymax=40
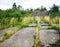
xmin=51 ymin=24 xmax=59 ymax=30
xmin=12 ymin=2 xmax=17 ymax=9
xmin=50 ymin=4 xmax=59 ymax=13
xmin=40 ymin=6 xmax=46 ymax=11
xmin=0 ymin=2 xmax=33 ymax=30
xmin=34 ymin=6 xmax=47 ymax=11
xmin=50 ymin=4 xmax=59 ymax=18
xmin=0 ymin=2 xmax=32 ymax=30
xmin=35 ymin=8 xmax=40 ymax=11
xmin=0 ymin=7 xmax=31 ymax=30
xmin=5 ymin=9 xmax=22 ymax=18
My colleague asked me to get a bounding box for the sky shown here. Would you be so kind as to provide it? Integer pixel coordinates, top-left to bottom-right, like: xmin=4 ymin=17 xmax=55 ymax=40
xmin=0 ymin=0 xmax=60 ymax=10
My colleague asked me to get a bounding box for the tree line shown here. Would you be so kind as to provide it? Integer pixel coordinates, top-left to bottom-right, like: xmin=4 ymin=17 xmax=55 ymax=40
xmin=0 ymin=2 xmax=59 ymax=30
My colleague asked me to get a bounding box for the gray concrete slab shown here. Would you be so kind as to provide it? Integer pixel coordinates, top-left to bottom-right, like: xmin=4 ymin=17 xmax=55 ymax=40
xmin=0 ymin=27 xmax=35 ymax=47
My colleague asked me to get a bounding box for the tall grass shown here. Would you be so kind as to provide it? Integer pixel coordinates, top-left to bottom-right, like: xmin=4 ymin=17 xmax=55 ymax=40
xmin=10 ymin=17 xmax=18 ymax=26
xmin=0 ymin=17 xmax=34 ymax=43
xmin=43 ymin=16 xmax=60 ymax=33
xmin=33 ymin=16 xmax=43 ymax=47
xmin=0 ymin=27 xmax=18 ymax=42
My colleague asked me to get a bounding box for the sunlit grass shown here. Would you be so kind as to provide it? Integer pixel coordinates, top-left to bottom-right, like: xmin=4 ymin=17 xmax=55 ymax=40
xmin=0 ymin=28 xmax=17 ymax=43
xmin=43 ymin=16 xmax=59 ymax=24
xmin=33 ymin=16 xmax=42 ymax=47
xmin=43 ymin=16 xmax=51 ymax=24
xmin=51 ymin=16 xmax=59 ymax=24
xmin=21 ymin=17 xmax=34 ymax=26
xmin=10 ymin=17 xmax=18 ymax=26
xmin=43 ymin=16 xmax=60 ymax=33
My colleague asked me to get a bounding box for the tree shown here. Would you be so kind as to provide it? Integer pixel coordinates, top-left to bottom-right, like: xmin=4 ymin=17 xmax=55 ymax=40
xmin=18 ymin=5 xmax=22 ymax=10
xmin=34 ymin=6 xmax=47 ymax=11
xmin=50 ymin=4 xmax=59 ymax=13
xmin=40 ymin=6 xmax=47 ymax=11
xmin=35 ymin=8 xmax=40 ymax=11
xmin=12 ymin=2 xmax=17 ymax=9
xmin=50 ymin=4 xmax=59 ymax=18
